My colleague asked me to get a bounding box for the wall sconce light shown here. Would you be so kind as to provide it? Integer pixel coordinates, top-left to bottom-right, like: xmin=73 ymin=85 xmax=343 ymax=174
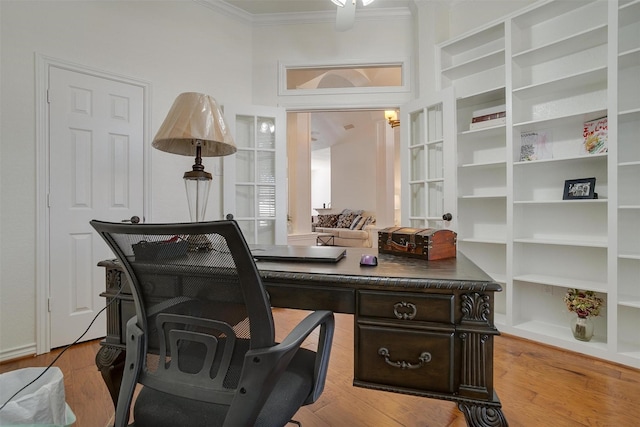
xmin=385 ymin=110 xmax=400 ymax=128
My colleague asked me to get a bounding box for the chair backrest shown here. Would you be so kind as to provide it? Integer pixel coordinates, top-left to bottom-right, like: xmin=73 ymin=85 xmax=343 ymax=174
xmin=90 ymin=220 xmax=275 ymax=404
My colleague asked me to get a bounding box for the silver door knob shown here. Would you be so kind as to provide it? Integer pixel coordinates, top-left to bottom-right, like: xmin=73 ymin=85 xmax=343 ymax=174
xmin=442 ymin=213 xmax=452 ymax=221
xmin=122 ymin=216 xmax=140 ymax=224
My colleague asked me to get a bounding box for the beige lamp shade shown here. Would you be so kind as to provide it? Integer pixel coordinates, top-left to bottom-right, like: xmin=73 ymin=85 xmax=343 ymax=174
xmin=152 ymin=92 xmax=236 ymax=157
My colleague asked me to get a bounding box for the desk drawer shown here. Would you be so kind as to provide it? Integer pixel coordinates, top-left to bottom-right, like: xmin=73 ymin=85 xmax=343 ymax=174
xmin=358 ymin=291 xmax=454 ymax=324
xmin=356 ymin=323 xmax=455 ymax=394
xmin=267 ymin=284 xmax=355 ymax=314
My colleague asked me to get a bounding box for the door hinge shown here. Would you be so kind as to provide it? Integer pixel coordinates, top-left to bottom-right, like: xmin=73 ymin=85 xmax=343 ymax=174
xmin=47 ymin=298 xmax=51 ymax=312
xmin=46 ymin=89 xmax=51 ymax=104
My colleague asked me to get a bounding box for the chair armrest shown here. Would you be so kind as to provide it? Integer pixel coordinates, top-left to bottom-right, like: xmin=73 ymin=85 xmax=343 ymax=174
xmin=274 ymin=310 xmax=335 ymax=404
xmin=249 ymin=309 xmax=334 ymax=394
xmin=224 ymin=310 xmax=335 ymax=426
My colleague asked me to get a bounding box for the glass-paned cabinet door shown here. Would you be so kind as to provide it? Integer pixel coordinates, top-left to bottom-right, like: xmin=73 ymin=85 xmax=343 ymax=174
xmin=223 ymin=105 xmax=287 ymax=245
xmin=400 ymin=87 xmax=455 ymax=229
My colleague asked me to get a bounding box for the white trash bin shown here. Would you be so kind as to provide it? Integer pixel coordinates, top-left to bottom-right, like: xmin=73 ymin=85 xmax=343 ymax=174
xmin=0 ymin=367 xmax=76 ymax=426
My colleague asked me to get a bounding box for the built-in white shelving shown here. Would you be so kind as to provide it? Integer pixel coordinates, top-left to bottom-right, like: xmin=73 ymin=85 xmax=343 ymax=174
xmin=435 ymin=0 xmax=640 ymax=368
xmin=616 ymin=0 xmax=640 ymax=365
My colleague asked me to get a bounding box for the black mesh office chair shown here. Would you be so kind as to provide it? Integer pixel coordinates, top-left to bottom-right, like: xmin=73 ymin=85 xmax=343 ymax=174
xmin=91 ymin=220 xmax=334 ymax=427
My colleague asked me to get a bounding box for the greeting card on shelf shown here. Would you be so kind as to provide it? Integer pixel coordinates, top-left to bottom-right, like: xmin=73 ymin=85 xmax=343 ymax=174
xmin=519 ymin=130 xmax=552 ymax=161
xmin=583 ymin=117 xmax=608 ymax=155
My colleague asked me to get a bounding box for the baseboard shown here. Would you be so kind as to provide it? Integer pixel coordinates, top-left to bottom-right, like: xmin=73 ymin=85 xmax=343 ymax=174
xmin=0 ymin=343 xmax=37 ymax=364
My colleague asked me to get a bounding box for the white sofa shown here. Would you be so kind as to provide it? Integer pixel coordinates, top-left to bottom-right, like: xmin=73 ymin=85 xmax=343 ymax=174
xmin=314 ymin=209 xmax=376 ymax=248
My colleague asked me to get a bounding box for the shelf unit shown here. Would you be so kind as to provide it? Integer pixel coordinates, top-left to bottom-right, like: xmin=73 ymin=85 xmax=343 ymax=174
xmin=616 ymin=0 xmax=640 ymax=361
xmin=436 ymin=0 xmax=640 ymax=368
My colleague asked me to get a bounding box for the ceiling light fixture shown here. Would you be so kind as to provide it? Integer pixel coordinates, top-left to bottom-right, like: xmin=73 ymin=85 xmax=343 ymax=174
xmin=331 ymin=0 xmax=375 ymax=7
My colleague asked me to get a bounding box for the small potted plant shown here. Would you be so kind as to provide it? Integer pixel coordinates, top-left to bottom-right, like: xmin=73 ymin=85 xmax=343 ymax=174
xmin=563 ymin=288 xmax=603 ymax=342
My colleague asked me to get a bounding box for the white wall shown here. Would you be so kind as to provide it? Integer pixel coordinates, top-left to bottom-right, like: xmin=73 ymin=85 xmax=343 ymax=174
xmin=0 ymin=0 xmax=539 ymax=360
xmin=250 ymin=15 xmax=415 ymax=107
xmin=331 ymin=136 xmax=378 ymax=214
xmin=0 ymin=1 xmax=252 ymax=357
xmin=448 ymin=0 xmax=536 ymax=38
xmin=311 ymin=148 xmax=332 ymax=213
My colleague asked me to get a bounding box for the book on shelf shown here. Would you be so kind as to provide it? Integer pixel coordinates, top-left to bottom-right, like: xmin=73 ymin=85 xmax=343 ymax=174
xmin=582 ymin=117 xmax=608 ymax=155
xmin=471 ymin=104 xmax=505 ymax=119
xmin=519 ymin=130 xmax=552 ymax=161
xmin=471 ymin=111 xmax=506 ymax=123
xmin=469 ymin=104 xmax=506 ymax=131
xmin=469 ymin=116 xmax=506 ymax=130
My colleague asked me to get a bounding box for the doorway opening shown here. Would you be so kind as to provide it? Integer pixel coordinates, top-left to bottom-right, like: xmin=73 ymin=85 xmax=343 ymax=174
xmin=280 ymin=60 xmax=408 ymax=239
xmin=287 ymin=109 xmax=399 ymax=237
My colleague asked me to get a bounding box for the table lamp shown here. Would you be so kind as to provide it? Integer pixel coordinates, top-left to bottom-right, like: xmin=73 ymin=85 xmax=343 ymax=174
xmin=152 ymin=92 xmax=236 ymax=223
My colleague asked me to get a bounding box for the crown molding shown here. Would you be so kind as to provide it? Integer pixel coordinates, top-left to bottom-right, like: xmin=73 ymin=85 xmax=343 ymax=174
xmin=194 ymin=0 xmax=411 ymax=26
xmin=194 ymin=0 xmax=253 ymax=23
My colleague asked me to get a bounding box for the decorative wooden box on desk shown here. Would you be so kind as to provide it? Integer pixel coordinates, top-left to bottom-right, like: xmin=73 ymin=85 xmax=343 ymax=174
xmin=378 ymin=227 xmax=457 ymax=260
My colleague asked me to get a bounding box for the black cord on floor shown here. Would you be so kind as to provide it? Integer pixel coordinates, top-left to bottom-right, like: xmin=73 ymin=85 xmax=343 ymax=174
xmin=0 ymin=288 xmax=123 ymax=412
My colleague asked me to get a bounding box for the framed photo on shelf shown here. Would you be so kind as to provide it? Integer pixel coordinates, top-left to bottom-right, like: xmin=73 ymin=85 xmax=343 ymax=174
xmin=563 ymin=177 xmax=597 ymax=200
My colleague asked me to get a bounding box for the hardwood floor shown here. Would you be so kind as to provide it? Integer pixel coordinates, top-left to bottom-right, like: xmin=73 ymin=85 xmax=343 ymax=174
xmin=1 ymin=309 xmax=638 ymax=427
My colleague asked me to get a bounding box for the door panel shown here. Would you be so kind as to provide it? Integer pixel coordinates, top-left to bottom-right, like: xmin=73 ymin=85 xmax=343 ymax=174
xmin=48 ymin=66 xmax=144 ymax=348
xmin=223 ymin=106 xmax=286 ymax=245
xmin=401 ymin=88 xmax=455 ymax=230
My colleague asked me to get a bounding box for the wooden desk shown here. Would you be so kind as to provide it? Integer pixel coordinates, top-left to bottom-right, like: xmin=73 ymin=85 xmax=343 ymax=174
xmin=96 ymin=248 xmax=507 ymax=427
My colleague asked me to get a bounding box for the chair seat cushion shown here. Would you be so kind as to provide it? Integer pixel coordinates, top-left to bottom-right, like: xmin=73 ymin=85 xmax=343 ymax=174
xmin=132 ymin=348 xmax=316 ymax=427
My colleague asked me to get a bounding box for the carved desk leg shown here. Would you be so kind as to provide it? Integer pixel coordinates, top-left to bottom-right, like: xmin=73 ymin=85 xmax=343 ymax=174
xmin=96 ymin=260 xmax=128 ymax=407
xmin=458 ymin=402 xmax=508 ymax=427
xmin=457 ymin=292 xmax=508 ymax=427
xmin=95 ymin=345 xmax=126 ymax=408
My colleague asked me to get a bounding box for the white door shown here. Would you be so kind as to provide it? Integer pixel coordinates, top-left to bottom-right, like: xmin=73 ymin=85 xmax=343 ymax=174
xmin=223 ymin=105 xmax=287 ymax=245
xmin=400 ymin=87 xmax=456 ymax=229
xmin=48 ymin=66 xmax=145 ymax=348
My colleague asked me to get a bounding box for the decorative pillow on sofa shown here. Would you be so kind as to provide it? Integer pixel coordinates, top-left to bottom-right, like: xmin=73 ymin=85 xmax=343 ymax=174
xmin=350 ymin=215 xmax=375 ymax=230
xmin=336 ymin=209 xmax=362 ymax=228
xmin=349 ymin=215 xmax=363 ymax=230
xmin=316 ymin=214 xmax=339 ymax=228
xmin=360 ymin=216 xmax=375 ymax=229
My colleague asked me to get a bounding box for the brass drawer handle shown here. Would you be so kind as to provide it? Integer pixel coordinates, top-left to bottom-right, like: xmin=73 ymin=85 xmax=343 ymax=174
xmin=393 ymin=302 xmax=417 ymax=320
xmin=378 ymin=347 xmax=431 ymax=370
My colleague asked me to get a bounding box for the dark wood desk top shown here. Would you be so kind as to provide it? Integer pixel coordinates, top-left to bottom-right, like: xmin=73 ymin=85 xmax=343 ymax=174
xmin=252 ymin=247 xmax=501 ymax=293
xmin=100 ymin=247 xmax=500 ymax=317
xmin=99 ymin=247 xmax=501 ymax=294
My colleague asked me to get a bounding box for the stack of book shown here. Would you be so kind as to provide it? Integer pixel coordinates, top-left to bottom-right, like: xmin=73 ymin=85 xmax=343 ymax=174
xmin=469 ymin=104 xmax=506 ymax=130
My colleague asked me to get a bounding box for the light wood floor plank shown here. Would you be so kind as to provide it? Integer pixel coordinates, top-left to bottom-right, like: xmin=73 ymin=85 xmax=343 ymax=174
xmin=1 ymin=309 xmax=638 ymax=427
